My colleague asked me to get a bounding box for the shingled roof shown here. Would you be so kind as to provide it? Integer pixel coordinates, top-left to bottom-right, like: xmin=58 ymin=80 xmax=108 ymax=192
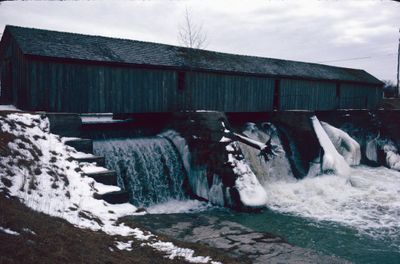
xmin=3 ymin=25 xmax=382 ymax=85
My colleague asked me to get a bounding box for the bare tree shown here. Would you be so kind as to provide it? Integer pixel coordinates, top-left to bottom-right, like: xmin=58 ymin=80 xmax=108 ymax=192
xmin=383 ymin=80 xmax=398 ymax=98
xmin=178 ymin=8 xmax=207 ymax=49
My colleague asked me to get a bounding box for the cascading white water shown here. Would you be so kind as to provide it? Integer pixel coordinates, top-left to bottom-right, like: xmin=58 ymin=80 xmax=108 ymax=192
xmin=93 ymin=137 xmax=187 ymax=207
xmin=246 ymin=118 xmax=400 ymax=244
xmin=239 ymin=122 xmax=295 ymax=186
xmin=159 ymin=130 xmax=210 ymax=200
xmin=263 ymin=165 xmax=400 ymax=243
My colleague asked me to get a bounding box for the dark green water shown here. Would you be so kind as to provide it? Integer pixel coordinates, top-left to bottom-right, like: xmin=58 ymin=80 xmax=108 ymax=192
xmin=210 ymin=208 xmax=400 ymax=264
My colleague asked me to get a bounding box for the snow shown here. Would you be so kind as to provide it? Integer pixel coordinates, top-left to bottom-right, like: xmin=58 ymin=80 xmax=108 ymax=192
xmin=233 ymin=132 xmax=267 ymax=150
xmin=320 ymin=121 xmax=361 ymax=166
xmin=80 ymin=113 xmax=132 ymax=124
xmin=146 ymin=241 xmax=211 ymax=263
xmin=219 ymin=136 xmax=232 ymax=143
xmin=94 ymin=182 xmax=121 ymax=195
xmin=70 ymin=152 xmax=97 ymax=159
xmin=0 ymin=104 xmax=20 ymax=111
xmin=80 ymin=113 xmax=116 ymax=124
xmin=80 ymin=164 xmax=109 ymax=174
xmin=227 ymin=142 xmax=267 ymax=207
xmin=310 ymin=116 xmax=350 ymax=176
xmin=22 ymin=228 xmax=36 ymax=235
xmin=195 ymin=110 xmax=218 ymax=113
xmin=0 ymin=113 xmax=221 ymax=264
xmin=0 ymin=226 xmax=20 ymax=236
xmin=115 ymin=241 xmax=133 ymax=251
xmin=61 ymin=137 xmax=81 ymax=143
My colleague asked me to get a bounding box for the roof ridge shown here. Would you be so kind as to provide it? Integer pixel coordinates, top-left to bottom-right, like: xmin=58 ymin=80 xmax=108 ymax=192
xmin=5 ymin=25 xmax=363 ymax=72
xmin=3 ymin=25 xmax=382 ymax=85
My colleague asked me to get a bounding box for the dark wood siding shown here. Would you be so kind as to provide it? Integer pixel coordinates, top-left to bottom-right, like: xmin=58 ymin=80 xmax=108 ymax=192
xmin=185 ymin=72 xmax=275 ymax=112
xmin=24 ymin=59 xmax=278 ymax=113
xmin=0 ymin=32 xmax=27 ymax=106
xmin=26 ymin=60 xmax=178 ymax=113
xmin=22 ymin=58 xmax=383 ymax=113
xmin=280 ymin=79 xmax=337 ymax=110
xmin=339 ymin=83 xmax=381 ymax=109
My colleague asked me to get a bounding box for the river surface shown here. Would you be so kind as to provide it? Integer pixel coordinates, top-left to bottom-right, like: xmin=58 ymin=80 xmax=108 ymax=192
xmin=94 ymin=137 xmax=400 ymax=263
xmin=137 ymin=166 xmax=400 ymax=264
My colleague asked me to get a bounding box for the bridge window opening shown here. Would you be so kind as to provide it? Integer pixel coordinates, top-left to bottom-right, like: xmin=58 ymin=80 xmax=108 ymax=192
xmin=177 ymin=71 xmax=185 ymax=91
xmin=273 ymin=79 xmax=280 ymax=110
xmin=336 ymin=83 xmax=341 ymax=97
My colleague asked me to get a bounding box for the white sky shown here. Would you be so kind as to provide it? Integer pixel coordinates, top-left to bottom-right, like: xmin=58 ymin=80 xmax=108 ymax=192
xmin=0 ymin=0 xmax=399 ymax=82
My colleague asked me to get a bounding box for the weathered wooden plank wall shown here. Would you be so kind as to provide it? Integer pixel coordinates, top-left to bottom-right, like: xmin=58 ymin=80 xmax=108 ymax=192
xmin=26 ymin=60 xmax=179 ymax=112
xmin=280 ymin=79 xmax=337 ymax=111
xmin=1 ymin=35 xmax=381 ymax=114
xmin=25 ymin=60 xmax=278 ymax=113
xmin=0 ymin=33 xmax=25 ymax=105
xmin=185 ymin=72 xmax=275 ymax=112
xmin=340 ymin=83 xmax=381 ymax=109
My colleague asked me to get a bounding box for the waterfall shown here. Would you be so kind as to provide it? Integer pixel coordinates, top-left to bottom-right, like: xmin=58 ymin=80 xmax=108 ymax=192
xmin=239 ymin=122 xmax=295 ymax=186
xmin=93 ymin=137 xmax=187 ymax=207
xmin=160 ymin=130 xmax=226 ymax=206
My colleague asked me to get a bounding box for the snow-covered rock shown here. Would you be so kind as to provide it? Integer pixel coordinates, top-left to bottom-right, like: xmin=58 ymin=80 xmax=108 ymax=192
xmin=226 ymin=142 xmax=267 ymax=208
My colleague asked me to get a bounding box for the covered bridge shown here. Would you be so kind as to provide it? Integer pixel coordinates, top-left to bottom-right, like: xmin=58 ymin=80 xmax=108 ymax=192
xmin=0 ymin=25 xmax=383 ymax=113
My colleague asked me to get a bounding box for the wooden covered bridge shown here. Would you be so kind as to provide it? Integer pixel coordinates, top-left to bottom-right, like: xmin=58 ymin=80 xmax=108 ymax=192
xmin=0 ymin=25 xmax=383 ymax=113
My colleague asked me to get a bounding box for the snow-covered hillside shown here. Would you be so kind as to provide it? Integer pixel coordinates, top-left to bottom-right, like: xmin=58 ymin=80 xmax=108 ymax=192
xmin=0 ymin=113 xmax=221 ymax=264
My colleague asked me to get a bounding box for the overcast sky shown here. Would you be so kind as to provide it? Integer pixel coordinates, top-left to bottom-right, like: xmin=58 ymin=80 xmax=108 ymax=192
xmin=0 ymin=0 xmax=399 ymax=83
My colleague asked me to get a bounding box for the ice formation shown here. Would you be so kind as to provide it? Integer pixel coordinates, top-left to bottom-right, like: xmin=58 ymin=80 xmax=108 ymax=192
xmin=320 ymin=121 xmax=361 ymax=166
xmin=240 ymin=122 xmax=294 ymax=186
xmin=310 ymin=116 xmax=350 ymax=176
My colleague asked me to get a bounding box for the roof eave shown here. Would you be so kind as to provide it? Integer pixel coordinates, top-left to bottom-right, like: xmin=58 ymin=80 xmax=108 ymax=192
xmin=23 ymin=53 xmax=383 ymax=86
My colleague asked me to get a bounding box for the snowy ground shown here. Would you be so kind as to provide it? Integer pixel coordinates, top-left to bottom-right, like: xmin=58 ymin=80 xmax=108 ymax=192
xmin=0 ymin=105 xmax=20 ymax=111
xmin=0 ymin=113 xmax=221 ymax=264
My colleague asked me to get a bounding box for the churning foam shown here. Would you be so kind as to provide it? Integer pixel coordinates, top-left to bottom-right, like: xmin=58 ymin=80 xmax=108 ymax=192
xmin=146 ymin=199 xmax=212 ymax=214
xmin=264 ymin=165 xmax=400 ymax=242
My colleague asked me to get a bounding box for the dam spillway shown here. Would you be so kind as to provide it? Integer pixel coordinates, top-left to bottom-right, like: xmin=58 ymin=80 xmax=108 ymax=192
xmin=93 ymin=137 xmax=187 ymax=207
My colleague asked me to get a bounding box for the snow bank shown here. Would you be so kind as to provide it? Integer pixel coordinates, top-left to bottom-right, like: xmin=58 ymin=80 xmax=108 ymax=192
xmin=0 ymin=113 xmax=220 ymax=263
xmin=310 ymin=116 xmax=350 ymax=176
xmin=320 ymin=121 xmax=361 ymax=166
